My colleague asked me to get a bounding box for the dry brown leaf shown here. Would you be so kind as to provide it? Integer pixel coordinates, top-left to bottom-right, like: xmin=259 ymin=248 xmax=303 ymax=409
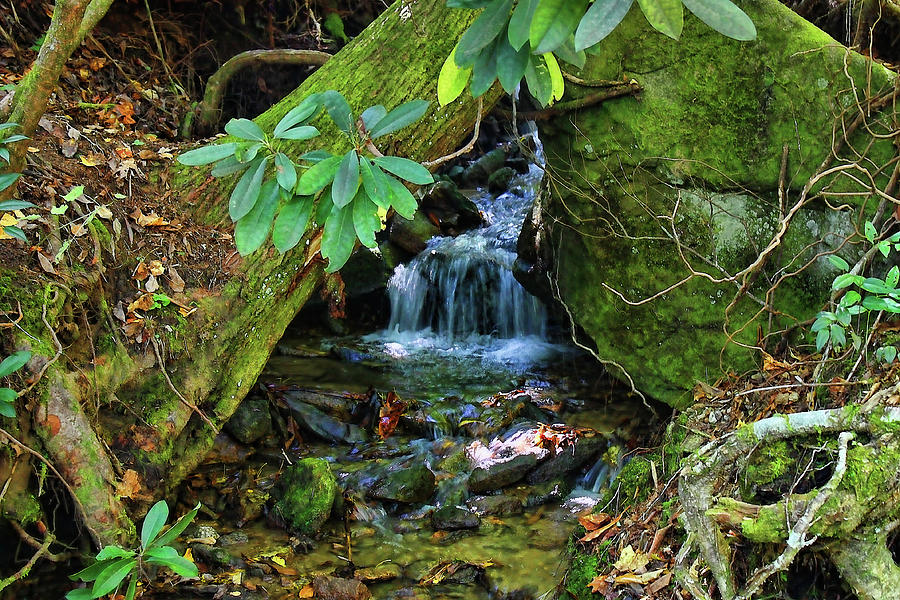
xmin=298 ymin=585 xmax=314 ymax=598
xmin=128 ymin=293 xmax=156 ymax=313
xmin=578 ymin=512 xmax=611 ymax=532
xmin=614 ymin=568 xmax=665 ymax=585
xmin=762 ymin=351 xmax=793 ymax=373
xmin=613 ymin=545 xmax=650 ymax=572
xmin=37 ymin=252 xmax=57 ymax=275
xmin=586 ymin=575 xmax=608 ymax=594
xmin=70 ymin=222 xmax=88 ymax=237
xmin=168 ymin=267 xmax=185 ymax=293
xmin=579 ymin=515 xmax=621 ymax=543
xmin=80 ymin=153 xmax=104 ymax=167
xmin=148 ymin=260 xmax=165 ymax=276
xmin=130 ymin=208 xmax=169 ymax=227
xmin=116 ymin=469 xmax=143 ymax=499
xmin=133 ymin=262 xmax=150 ymax=281
xmin=645 ymin=572 xmax=672 ymax=594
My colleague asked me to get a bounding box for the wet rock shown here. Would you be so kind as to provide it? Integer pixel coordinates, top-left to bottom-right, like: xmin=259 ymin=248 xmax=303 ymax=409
xmin=186 ymin=525 xmax=219 ymax=544
xmin=527 ymin=434 xmax=605 ymax=484
xmin=369 ymin=462 xmax=436 ymax=504
xmin=190 ymin=543 xmax=242 ymax=569
xmin=285 ymin=398 xmax=368 ymax=444
xmin=389 ymin=212 xmax=440 ymax=254
xmin=487 ymin=167 xmax=516 ymax=194
xmin=205 ymin=432 xmax=253 ymax=464
xmin=217 ymin=531 xmax=249 ymax=546
xmin=460 ymin=148 xmax=507 ymax=187
xmin=431 ymin=504 xmax=480 ymax=530
xmin=467 ymin=454 xmax=537 ymax=493
xmin=277 ymin=387 xmax=355 ymax=421
xmin=355 ymin=563 xmax=402 ymax=583
xmin=224 ymin=396 xmax=272 ymax=445
xmin=237 ymin=488 xmax=269 ymax=526
xmin=339 ymin=246 xmax=392 ymax=297
xmin=273 ymin=458 xmax=337 ymax=535
xmin=420 ymin=181 xmax=483 ymax=233
xmin=468 ymin=494 xmax=524 ymax=516
xmin=523 ymin=478 xmax=573 ymax=508
xmin=312 ymin=575 xmax=372 ymax=600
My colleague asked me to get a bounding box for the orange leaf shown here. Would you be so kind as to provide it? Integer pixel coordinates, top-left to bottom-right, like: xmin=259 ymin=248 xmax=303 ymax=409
xmin=128 ymin=293 xmax=156 ymax=313
xmin=579 ymin=515 xmax=621 ymax=543
xmin=298 ymin=584 xmax=315 ymax=598
xmin=578 ymin=512 xmax=611 ymax=532
xmin=378 ymin=391 xmax=407 ymax=439
xmin=587 ymin=575 xmax=608 ymax=594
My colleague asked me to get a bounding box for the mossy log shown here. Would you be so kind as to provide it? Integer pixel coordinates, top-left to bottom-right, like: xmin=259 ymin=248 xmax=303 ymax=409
xmin=2 ymin=0 xmax=500 ymax=548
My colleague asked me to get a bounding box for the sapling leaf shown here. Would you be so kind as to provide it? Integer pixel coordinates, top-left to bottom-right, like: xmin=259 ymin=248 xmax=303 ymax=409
xmin=0 ymin=200 xmax=36 ymax=211
xmin=145 ymin=546 xmax=199 ymax=577
xmin=0 ymin=350 xmax=31 ymax=378
xmin=0 ymin=401 xmax=15 ymax=418
xmin=682 ymin=0 xmax=756 ymax=41
xmin=229 ymin=157 xmax=267 ymax=222
xmin=454 ymin=0 xmax=513 ymax=67
xmin=176 ymin=143 xmax=237 ymax=166
xmin=4 ymin=225 xmax=26 ymax=243
xmin=575 ymin=0 xmax=635 ymax=50
xmin=235 ymin=179 xmax=279 ymax=256
xmin=372 ymin=156 xmax=433 ymax=185
xmin=211 ymin=155 xmax=251 ymax=178
xmin=141 ymin=501 xmax=169 ymax=549
xmin=150 ymin=503 xmax=200 ymax=549
xmin=352 ymin=191 xmax=380 ymax=249
xmin=0 ymin=388 xmax=16 ymax=403
xmin=865 ymin=220 xmax=877 ymax=243
xmin=296 ymin=155 xmax=342 ymax=195
xmin=321 ymin=90 xmax=354 ymax=134
xmin=815 ymin=327 xmax=830 ymax=351
xmin=332 ymin=150 xmax=361 ymax=208
xmin=368 ymin=100 xmax=430 ymax=139
xmin=530 ymin=0 xmax=589 ymax=54
xmin=887 ymin=265 xmax=900 ymax=290
xmin=274 ymin=153 xmax=297 ymax=191
xmin=322 ymin=204 xmax=357 ymax=272
xmin=92 ymin=558 xmax=137 ymax=597
xmin=225 ymin=118 xmax=266 ymax=142
xmin=274 ymin=94 xmax=321 ymax=137
xmin=495 ymin=32 xmax=530 ymax=93
xmin=508 ymin=0 xmax=538 ymax=50
xmin=384 ymin=176 xmax=417 ymax=219
xmin=0 ymin=172 xmax=20 ymax=193
xmin=95 ymin=546 xmax=136 ymax=561
xmin=273 ymin=195 xmax=314 ymax=253
xmin=65 ymin=588 xmax=94 ymax=600
xmin=360 ymin=105 xmax=387 ymax=132
xmin=438 ymin=44 xmax=473 ymax=106
xmin=636 ymin=0 xmax=683 ymax=39
xmin=470 ymin=44 xmax=499 ymax=97
xmin=827 ymin=255 xmax=850 ymax=271
xmin=359 ymin=157 xmax=390 ymax=208
xmin=878 ymin=240 xmax=891 ymax=258
xmin=124 ymin=574 xmax=138 ymax=600
xmin=275 ymin=125 xmax=319 ymax=141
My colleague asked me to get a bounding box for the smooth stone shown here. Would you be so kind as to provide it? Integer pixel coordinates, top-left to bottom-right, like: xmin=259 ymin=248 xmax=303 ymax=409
xmin=431 ymin=504 xmax=480 ymax=530
xmin=355 ymin=563 xmax=402 ymax=583
xmin=487 ymin=166 xmax=516 ymax=194
xmin=311 ymin=575 xmax=372 ymax=600
xmin=467 ymin=494 xmax=524 ymax=516
xmin=284 ymin=398 xmax=368 ymax=444
xmin=389 ymin=212 xmax=440 ymax=254
xmin=369 ymin=462 xmax=436 ymax=504
xmin=224 ymin=395 xmax=272 ymax=444
xmin=523 ymin=478 xmax=573 ymax=508
xmin=527 ymin=435 xmax=605 ymax=484
xmin=217 ymin=531 xmax=249 ymax=546
xmin=467 ymin=454 xmax=538 ymax=493
xmin=272 ymin=458 xmax=337 ymax=535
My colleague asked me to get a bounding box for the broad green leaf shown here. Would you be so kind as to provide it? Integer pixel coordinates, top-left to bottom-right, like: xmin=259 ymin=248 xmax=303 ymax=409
xmin=0 ymin=350 xmax=31 ymax=378
xmin=544 ymin=53 xmax=565 ymax=102
xmin=470 ymin=44 xmax=499 ymax=97
xmin=636 ymin=0 xmax=683 ymax=39
xmin=496 ymin=34 xmax=530 ymax=93
xmin=150 ymin=503 xmax=200 ymax=549
xmin=508 ymin=0 xmax=538 ymax=50
xmin=0 ymin=147 xmax=9 ymax=163
xmin=384 ymin=176 xmax=417 ymax=219
xmin=352 ymin=191 xmax=381 ymax=248
xmin=553 ymin=35 xmax=586 ymax=68
xmin=840 ymin=291 xmax=861 ymax=307
xmin=95 ymin=546 xmax=136 ymax=561
xmin=322 ymin=204 xmax=357 ymax=272
xmin=373 ymin=156 xmax=433 ymax=185
xmin=4 ymin=225 xmax=26 ymax=243
xmin=887 ymin=265 xmax=900 ymax=289
xmin=863 ymin=295 xmax=900 ymax=312
xmin=229 ymin=157 xmax=267 ymax=222
xmin=815 ymin=327 xmax=829 ymax=351
xmin=530 ymin=0 xmax=589 ymax=54
xmin=92 ymin=558 xmax=136 ymax=597
xmin=682 ymin=0 xmax=756 ymax=41
xmin=273 ymin=195 xmax=314 ymax=253
xmin=455 ymin=0 xmax=514 ymax=67
xmin=145 ymin=546 xmax=199 ymax=577
xmin=878 ymin=240 xmax=891 ymax=258
xmin=832 ymin=272 xmax=862 ymax=290
xmin=1 ymin=134 xmax=27 ymax=144
xmin=296 ymin=155 xmax=342 ymax=195
xmin=575 ymin=0 xmax=635 ymax=50
xmin=315 ymin=188 xmax=335 ymax=226
xmin=360 ymin=157 xmax=389 ymax=208
xmin=178 ymin=143 xmax=238 ymax=165
xmin=273 ymin=94 xmax=321 ymax=137
xmin=274 ymin=153 xmax=297 ymax=191
xmin=225 ymin=118 xmax=265 ymax=142
xmin=829 ymin=324 xmax=846 ymax=348
xmin=141 ymin=501 xmax=169 ymax=549
xmin=0 ymin=123 xmax=20 ymax=132
xmin=0 ymin=172 xmax=20 ymax=193
xmin=124 ymin=574 xmax=138 ymax=600
xmin=361 ymin=105 xmax=387 ymax=132
xmin=0 ymin=388 xmax=16 ymax=403
xmin=0 ymin=401 xmax=14 ymax=418
xmin=861 ymin=277 xmax=895 ymax=295
xmin=70 ymin=559 xmax=117 ymax=582
xmin=234 ymin=142 xmax=262 ymax=163
xmin=321 ymin=90 xmax=353 ymax=134
xmin=438 ymin=44 xmax=473 ymax=106
xmin=275 ymin=125 xmax=319 ymax=141
xmin=211 ymin=155 xmax=250 ymax=178
xmin=235 ymin=180 xmax=279 ymax=256
xmin=65 ymin=588 xmax=94 ymax=600
xmin=864 ymin=220 xmax=877 ymax=243
xmin=299 ymin=150 xmax=333 ymax=163
xmin=447 ymin=0 xmax=492 ymax=6
xmin=64 ymin=186 xmax=85 ymax=202
xmin=369 ymin=100 xmax=431 ymax=140
xmin=51 ymin=205 xmax=68 ymax=215
xmin=827 ymin=255 xmax=850 ymax=271
xmin=0 ymin=199 xmax=35 ymax=211
xmin=524 ymin=54 xmax=553 ymax=107
xmin=332 ymin=150 xmax=361 ymax=208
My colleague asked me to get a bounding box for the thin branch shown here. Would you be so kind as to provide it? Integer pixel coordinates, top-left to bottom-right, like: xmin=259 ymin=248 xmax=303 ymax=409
xmin=422 ymin=97 xmax=483 ymax=168
xmin=150 ymin=337 xmax=217 ymax=431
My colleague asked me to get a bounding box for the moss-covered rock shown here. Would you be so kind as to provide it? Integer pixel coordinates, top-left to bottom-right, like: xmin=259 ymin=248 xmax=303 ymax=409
xmin=522 ymin=0 xmax=896 ymax=407
xmin=368 ymin=462 xmax=435 ymax=503
xmin=273 ymin=458 xmax=337 ymax=535
xmin=224 ymin=396 xmax=272 ymax=444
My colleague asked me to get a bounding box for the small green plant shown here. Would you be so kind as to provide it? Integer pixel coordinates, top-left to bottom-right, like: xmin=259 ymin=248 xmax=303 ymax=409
xmin=0 ymin=122 xmax=35 ymax=242
xmin=0 ymin=351 xmax=30 ymax=418
xmin=439 ymin=0 xmax=756 ymax=107
xmin=66 ymin=501 xmax=200 ymax=600
xmin=178 ymin=91 xmax=433 ymax=272
xmin=812 ymin=221 xmax=900 ymax=363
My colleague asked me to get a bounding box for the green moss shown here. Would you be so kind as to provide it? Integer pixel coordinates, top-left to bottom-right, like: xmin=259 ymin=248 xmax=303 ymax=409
xmin=743 ymin=440 xmax=793 ymax=488
xmin=274 ymin=458 xmax=337 ymax=535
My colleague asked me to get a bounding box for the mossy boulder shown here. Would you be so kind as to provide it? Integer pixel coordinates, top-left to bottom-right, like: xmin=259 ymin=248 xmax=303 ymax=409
xmin=368 ymin=462 xmax=436 ymax=503
xmin=273 ymin=458 xmax=337 ymax=535
xmin=224 ymin=396 xmax=272 ymax=444
xmin=520 ymin=0 xmax=896 ymax=407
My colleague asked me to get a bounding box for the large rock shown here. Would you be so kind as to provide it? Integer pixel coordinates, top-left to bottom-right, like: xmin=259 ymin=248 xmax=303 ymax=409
xmin=284 ymin=398 xmax=368 ymax=444
xmin=368 ymin=461 xmax=436 ymax=503
xmin=468 ymin=454 xmax=537 ymax=493
xmin=518 ymin=0 xmax=896 ymax=407
xmin=224 ymin=396 xmax=272 ymax=444
xmin=273 ymin=458 xmax=337 ymax=535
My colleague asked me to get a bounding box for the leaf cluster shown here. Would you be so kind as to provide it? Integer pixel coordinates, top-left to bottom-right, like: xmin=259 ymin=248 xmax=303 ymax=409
xmin=0 ymin=122 xmax=34 ymax=242
xmin=67 ymin=501 xmax=200 ymax=600
xmin=439 ymin=0 xmax=756 ymax=107
xmin=812 ymin=222 xmax=900 ymax=364
xmin=0 ymin=351 xmax=30 ymax=418
xmin=177 ymin=92 xmax=433 ymax=272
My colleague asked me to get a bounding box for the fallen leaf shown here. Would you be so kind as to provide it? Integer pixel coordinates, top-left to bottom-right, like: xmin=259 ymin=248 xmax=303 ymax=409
xmin=80 ymin=153 xmax=104 ymax=167
xmin=148 ymin=259 xmax=165 ymax=276
xmin=298 ymin=585 xmax=314 ymax=598
xmin=762 ymin=351 xmax=793 ymax=373
xmin=145 ymin=274 xmax=159 ymax=293
xmin=60 ymin=138 xmax=78 ymax=158
xmin=613 ymin=545 xmax=650 ymax=572
xmin=614 ymin=568 xmax=665 ymax=585
xmin=578 ymin=513 xmax=612 ymax=532
xmin=133 ymin=262 xmax=150 ymax=281
xmin=378 ymin=391 xmax=407 ymax=439
xmin=130 ymin=209 xmax=169 ymax=227
xmin=586 ymin=575 xmax=608 ymax=594
xmin=37 ymin=252 xmax=56 ymax=275
xmin=116 ymin=469 xmax=143 ymax=499
xmin=168 ymin=267 xmax=185 ymax=293
xmin=95 ymin=205 xmax=113 ymax=220
xmin=128 ymin=293 xmax=156 ymax=313
xmin=646 ymin=571 xmax=672 ymax=594
xmin=579 ymin=515 xmax=621 ymax=543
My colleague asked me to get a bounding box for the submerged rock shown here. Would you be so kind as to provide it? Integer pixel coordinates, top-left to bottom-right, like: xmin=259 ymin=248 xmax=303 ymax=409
xmin=312 ymin=575 xmax=372 ymax=600
xmin=355 ymin=563 xmax=402 ymax=583
xmin=389 ymin=212 xmax=440 ymax=254
xmin=468 ymin=494 xmax=524 ymax=516
xmin=420 ymin=180 xmax=483 ymax=234
xmin=431 ymin=504 xmax=480 ymax=530
xmin=487 ymin=167 xmax=516 ymax=194
xmin=460 ymin=147 xmax=508 ymax=187
xmin=368 ymin=462 xmax=436 ymax=504
xmin=285 ymin=398 xmax=368 ymax=445
xmin=468 ymin=454 xmax=537 ymax=493
xmin=273 ymin=458 xmax=337 ymax=535
xmin=224 ymin=396 xmax=272 ymax=444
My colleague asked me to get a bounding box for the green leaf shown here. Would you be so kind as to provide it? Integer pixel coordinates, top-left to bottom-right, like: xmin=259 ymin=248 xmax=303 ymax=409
xmin=575 ymin=0 xmax=635 ymax=50
xmin=636 ymin=0 xmax=683 ymax=39
xmin=0 ymin=199 xmax=34 ymax=211
xmin=508 ymin=0 xmax=538 ymax=50
xmin=234 ymin=142 xmax=262 ymax=163
xmin=124 ymin=574 xmax=138 ymax=600
xmin=225 ymin=118 xmax=266 ymax=142
xmin=274 ymin=153 xmax=297 ymax=191
xmin=369 ymin=100 xmax=431 ymax=140
xmin=273 ymin=94 xmax=321 ymax=137
xmin=322 ymin=204 xmax=357 ymax=272
xmin=92 ymin=558 xmax=137 ymax=597
xmin=360 ymin=105 xmax=387 ymax=132
xmin=530 ymin=0 xmax=589 ymax=54
xmin=0 ymin=172 xmax=20 ymax=193
xmin=145 ymin=546 xmax=199 ymax=578
xmin=4 ymin=225 xmax=26 ymax=243
xmin=229 ymin=157 xmax=267 ymax=221
xmin=150 ymin=503 xmax=200 ymax=549
xmin=95 ymin=546 xmax=136 ymax=561
xmin=63 ymin=185 xmax=85 ymax=202
xmin=275 ymin=125 xmax=320 ymax=141
xmin=0 ymin=350 xmax=30 ymax=378
xmin=0 ymin=123 xmax=20 ymax=132
xmin=861 ymin=277 xmax=895 ymax=295
xmin=470 ymin=44 xmax=499 ymax=97
xmin=455 ymin=0 xmax=514 ymax=67
xmin=864 ymin=220 xmax=877 ymax=243
xmin=352 ymin=191 xmax=380 ymax=249
xmin=384 ymin=175 xmax=417 ymax=219
xmin=438 ymin=44 xmax=473 ymax=106
xmin=0 ymin=147 xmax=9 ymax=163
xmin=300 ymin=150 xmax=333 ymax=164
xmin=70 ymin=559 xmax=116 ymax=582
xmin=887 ymin=265 xmax=900 ymax=289
xmin=315 ymin=188 xmax=335 ymax=226
xmin=827 ymin=255 xmax=850 ymax=271
xmin=296 ymin=155 xmax=342 ymax=195
xmin=862 ymin=295 xmax=900 ymax=312
xmin=1 ymin=135 xmax=28 ymax=144
xmin=65 ymin=588 xmax=94 ymax=600
xmin=829 ymin=324 xmax=846 ymax=348
xmin=359 ymin=157 xmax=390 ymax=208
xmin=178 ymin=143 xmax=238 ymax=166
xmin=273 ymin=195 xmax=314 ymax=253
xmin=332 ymin=150 xmax=361 ymax=209
xmin=0 ymin=387 xmax=16 ymax=403
xmin=141 ymin=501 xmax=169 ymax=549
xmin=447 ymin=0 xmax=492 ymax=6
xmin=372 ymin=156 xmax=433 ymax=185
xmin=832 ymin=272 xmax=861 ymax=290
xmin=211 ymin=155 xmax=251 ymax=178
xmin=321 ymin=90 xmax=353 ymax=134
xmin=815 ymin=326 xmax=829 ymax=351
xmin=682 ymin=0 xmax=756 ymax=40
xmin=839 ymin=290 xmax=861 ymax=307
xmin=553 ymin=35 xmax=586 ymax=68
xmin=235 ymin=180 xmax=279 ymax=256
xmin=878 ymin=240 xmax=891 ymax=258
xmin=0 ymin=401 xmax=14 ymax=418
xmin=524 ymin=54 xmax=553 ymax=107
xmin=496 ymin=34 xmax=530 ymax=93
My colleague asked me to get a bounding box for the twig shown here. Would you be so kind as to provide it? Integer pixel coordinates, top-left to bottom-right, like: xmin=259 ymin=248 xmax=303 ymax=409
xmin=0 ymin=527 xmax=56 ymax=593
xmin=422 ymin=97 xmax=483 ymax=168
xmin=733 ymin=379 xmax=869 ymax=398
xmin=494 ymin=81 xmax=641 ymax=121
xmin=0 ymin=301 xmax=23 ymax=329
xmin=9 ymin=521 xmax=70 ymax=562
xmin=150 ymin=337 xmax=216 ymax=431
